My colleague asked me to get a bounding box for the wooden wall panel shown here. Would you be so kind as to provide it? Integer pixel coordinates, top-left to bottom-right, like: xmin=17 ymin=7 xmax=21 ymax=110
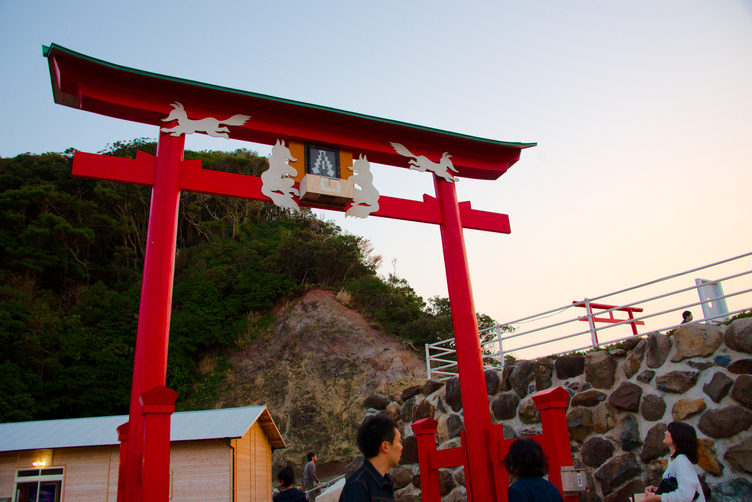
xmin=53 ymin=446 xmax=113 ymax=502
xmin=236 ymin=434 xmax=250 ymax=502
xmin=107 ymin=446 xmax=119 ymax=502
xmin=17 ymin=450 xmax=45 ymax=468
xmin=249 ymin=424 xmax=272 ymax=502
xmin=170 ymin=440 xmax=231 ymax=502
xmin=0 ymin=452 xmax=18 ymax=500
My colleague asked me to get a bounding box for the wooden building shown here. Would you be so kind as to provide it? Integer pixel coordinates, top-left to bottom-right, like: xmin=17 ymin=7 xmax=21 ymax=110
xmin=0 ymin=406 xmax=285 ymax=502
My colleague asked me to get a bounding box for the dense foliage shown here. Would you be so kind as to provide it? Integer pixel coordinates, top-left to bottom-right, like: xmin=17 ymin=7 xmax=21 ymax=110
xmin=0 ymin=140 xmax=501 ymax=422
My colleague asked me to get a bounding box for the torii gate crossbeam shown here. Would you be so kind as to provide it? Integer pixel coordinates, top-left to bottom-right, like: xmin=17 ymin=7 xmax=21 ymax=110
xmin=43 ymin=43 xmax=539 ymax=502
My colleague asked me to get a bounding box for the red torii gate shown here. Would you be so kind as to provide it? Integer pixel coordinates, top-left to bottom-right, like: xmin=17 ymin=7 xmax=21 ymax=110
xmin=43 ymin=43 xmax=549 ymax=502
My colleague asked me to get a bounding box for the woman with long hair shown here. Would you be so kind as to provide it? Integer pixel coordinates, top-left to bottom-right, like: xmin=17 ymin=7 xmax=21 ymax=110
xmin=504 ymin=438 xmax=564 ymax=502
xmin=644 ymin=421 xmax=705 ymax=502
xmin=273 ymin=466 xmax=308 ymax=502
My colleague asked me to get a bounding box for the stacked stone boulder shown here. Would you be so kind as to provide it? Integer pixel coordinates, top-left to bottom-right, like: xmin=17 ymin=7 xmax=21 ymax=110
xmin=353 ymin=317 xmax=752 ymax=502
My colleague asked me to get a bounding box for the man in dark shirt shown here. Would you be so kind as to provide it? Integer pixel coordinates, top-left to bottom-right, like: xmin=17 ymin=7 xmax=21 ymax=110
xmin=339 ymin=415 xmax=403 ymax=501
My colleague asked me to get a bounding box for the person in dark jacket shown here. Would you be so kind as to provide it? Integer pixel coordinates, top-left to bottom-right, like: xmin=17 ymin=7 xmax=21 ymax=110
xmin=274 ymin=466 xmax=308 ymax=502
xmin=339 ymin=415 xmax=403 ymax=501
xmin=504 ymin=438 xmax=565 ymax=502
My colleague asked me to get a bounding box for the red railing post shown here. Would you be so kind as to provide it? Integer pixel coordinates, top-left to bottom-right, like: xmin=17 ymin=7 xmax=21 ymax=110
xmin=627 ymin=308 xmax=639 ymax=335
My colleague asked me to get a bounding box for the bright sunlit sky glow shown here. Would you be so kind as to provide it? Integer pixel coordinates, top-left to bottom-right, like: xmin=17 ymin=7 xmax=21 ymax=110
xmin=2 ymin=1 xmax=751 ymax=355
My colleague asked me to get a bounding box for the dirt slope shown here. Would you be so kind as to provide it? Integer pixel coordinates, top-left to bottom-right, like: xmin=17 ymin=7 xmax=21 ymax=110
xmin=215 ymin=289 xmax=426 ymax=478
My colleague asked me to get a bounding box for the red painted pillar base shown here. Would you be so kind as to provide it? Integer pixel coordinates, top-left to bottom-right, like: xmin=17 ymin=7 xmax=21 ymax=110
xmin=140 ymin=386 xmax=178 ymax=502
xmin=532 ymin=387 xmax=578 ymax=502
xmin=413 ymin=418 xmax=441 ymax=502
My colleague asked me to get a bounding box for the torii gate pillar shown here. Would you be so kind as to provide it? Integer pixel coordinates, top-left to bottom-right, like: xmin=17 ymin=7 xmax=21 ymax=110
xmin=434 ymin=177 xmax=497 ymax=498
xmin=121 ymin=133 xmax=185 ymax=502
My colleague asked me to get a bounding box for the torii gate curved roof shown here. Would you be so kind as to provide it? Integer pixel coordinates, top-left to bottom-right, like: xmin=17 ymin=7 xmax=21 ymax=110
xmin=43 ymin=43 xmax=535 ymax=181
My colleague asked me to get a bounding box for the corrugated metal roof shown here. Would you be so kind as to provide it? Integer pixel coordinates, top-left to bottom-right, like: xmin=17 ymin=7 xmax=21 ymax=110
xmin=0 ymin=406 xmax=284 ymax=452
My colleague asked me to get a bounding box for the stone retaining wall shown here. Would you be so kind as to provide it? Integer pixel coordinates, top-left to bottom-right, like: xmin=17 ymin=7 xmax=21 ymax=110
xmin=356 ymin=317 xmax=752 ymax=502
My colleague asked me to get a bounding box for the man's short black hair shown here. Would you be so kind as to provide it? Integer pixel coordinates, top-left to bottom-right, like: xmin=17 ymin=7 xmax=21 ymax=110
xmin=306 ymin=452 xmax=316 ymax=462
xmin=682 ymin=310 xmax=692 ymax=321
xmin=356 ymin=415 xmax=398 ymax=459
xmin=277 ymin=466 xmax=295 ymax=488
xmin=504 ymin=438 xmax=548 ymax=477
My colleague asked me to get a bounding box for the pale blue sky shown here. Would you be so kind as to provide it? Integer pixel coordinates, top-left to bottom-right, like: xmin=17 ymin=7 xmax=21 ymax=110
xmin=1 ymin=1 xmax=751 ymax=350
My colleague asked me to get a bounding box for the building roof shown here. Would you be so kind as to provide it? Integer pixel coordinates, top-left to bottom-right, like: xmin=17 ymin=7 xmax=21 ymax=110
xmin=0 ymin=406 xmax=285 ymax=452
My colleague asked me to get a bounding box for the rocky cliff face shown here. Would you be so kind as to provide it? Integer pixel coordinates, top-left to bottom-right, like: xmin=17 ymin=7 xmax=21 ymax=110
xmin=213 ymin=290 xmax=426 ymax=478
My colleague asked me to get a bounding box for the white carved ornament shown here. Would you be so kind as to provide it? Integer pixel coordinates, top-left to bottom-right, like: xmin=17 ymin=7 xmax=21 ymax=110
xmin=346 ymin=155 xmax=380 ymax=219
xmin=390 ymin=142 xmax=459 ymax=182
xmin=261 ymin=140 xmax=300 ymax=211
xmin=160 ymin=102 xmax=251 ymax=139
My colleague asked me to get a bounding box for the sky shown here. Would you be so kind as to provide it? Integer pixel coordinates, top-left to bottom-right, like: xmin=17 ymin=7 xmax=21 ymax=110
xmin=2 ymin=1 xmax=751 ymax=358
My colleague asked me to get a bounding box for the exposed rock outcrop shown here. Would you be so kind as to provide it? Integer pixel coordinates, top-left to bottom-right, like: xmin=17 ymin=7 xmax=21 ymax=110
xmin=220 ymin=290 xmax=426 ymax=477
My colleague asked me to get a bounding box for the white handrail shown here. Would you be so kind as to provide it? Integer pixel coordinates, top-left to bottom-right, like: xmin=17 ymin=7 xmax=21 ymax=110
xmin=425 ymin=253 xmax=752 ymax=381
xmin=588 ymin=251 xmax=752 ymax=302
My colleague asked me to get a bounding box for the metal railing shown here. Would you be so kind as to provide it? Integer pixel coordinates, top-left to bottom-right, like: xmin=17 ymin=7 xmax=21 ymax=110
xmin=426 ymin=252 xmax=752 ymax=381
xmin=303 ymin=474 xmax=346 ymax=496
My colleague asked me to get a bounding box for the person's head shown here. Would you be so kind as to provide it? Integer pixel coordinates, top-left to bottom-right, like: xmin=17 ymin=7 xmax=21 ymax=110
xmin=306 ymin=452 xmax=316 ymax=462
xmin=504 ymin=438 xmax=548 ymax=478
xmin=665 ymin=421 xmax=698 ymax=463
xmin=357 ymin=415 xmax=402 ymax=466
xmin=682 ymin=311 xmax=693 ymax=322
xmin=277 ymin=466 xmax=295 ymax=489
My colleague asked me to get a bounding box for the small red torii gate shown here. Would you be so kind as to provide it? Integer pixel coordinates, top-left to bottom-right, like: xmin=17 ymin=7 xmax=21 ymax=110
xmin=572 ymin=300 xmax=645 ymax=345
xmin=414 ymin=387 xmax=578 ymax=502
xmin=42 ymin=43 xmax=566 ymax=502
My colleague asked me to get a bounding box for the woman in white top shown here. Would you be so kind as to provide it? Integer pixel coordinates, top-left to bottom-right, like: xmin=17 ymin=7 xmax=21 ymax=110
xmin=643 ymin=421 xmax=706 ymax=502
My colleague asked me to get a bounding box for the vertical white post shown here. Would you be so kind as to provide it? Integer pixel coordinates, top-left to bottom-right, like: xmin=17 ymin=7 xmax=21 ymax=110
xmin=425 ymin=343 xmax=432 ymax=380
xmin=584 ymin=298 xmax=598 ymax=348
xmin=496 ymin=325 xmax=504 ymax=370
